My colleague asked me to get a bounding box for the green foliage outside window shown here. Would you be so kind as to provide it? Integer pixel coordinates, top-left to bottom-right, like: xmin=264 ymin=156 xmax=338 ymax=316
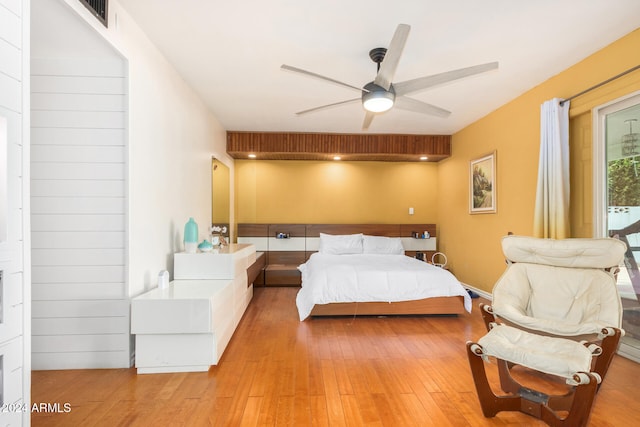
xmin=609 ymin=158 xmax=640 ymax=206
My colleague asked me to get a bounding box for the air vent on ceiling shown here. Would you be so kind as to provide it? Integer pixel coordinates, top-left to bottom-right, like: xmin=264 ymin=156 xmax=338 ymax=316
xmin=78 ymin=0 xmax=108 ymax=27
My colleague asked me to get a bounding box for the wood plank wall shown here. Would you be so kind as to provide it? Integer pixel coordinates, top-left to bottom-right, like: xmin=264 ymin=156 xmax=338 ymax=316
xmin=30 ymin=57 xmax=130 ymax=369
xmin=0 ymin=0 xmax=29 ymax=421
xmin=227 ymin=132 xmax=451 ymax=161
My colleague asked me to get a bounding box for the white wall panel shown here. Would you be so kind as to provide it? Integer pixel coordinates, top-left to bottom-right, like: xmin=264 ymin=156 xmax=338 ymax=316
xmin=0 ymin=0 xmax=28 ymax=421
xmin=0 ymin=106 xmax=21 ymax=146
xmin=0 ymin=38 xmax=20 ymax=77
xmin=31 ymin=75 xmax=125 ymax=94
xmin=0 ymin=72 xmax=21 ymax=112
xmin=0 ymin=0 xmax=21 ymax=16
xmin=31 ymin=180 xmax=125 ymax=198
xmin=0 ymin=338 xmax=23 ymax=408
xmin=268 ymin=236 xmax=306 ymax=251
xmin=32 ymin=317 xmax=129 ymax=335
xmin=31 ymin=110 xmax=125 ymax=129
xmin=31 ymin=231 xmax=125 ymax=249
xmin=31 ymin=145 xmax=124 ymax=163
xmin=6 ymin=271 xmax=23 ymax=305
xmin=31 ymin=197 xmax=125 ymax=214
xmin=9 ymin=207 xmax=22 ymax=243
xmin=32 ymin=282 xmax=125 ymax=301
xmin=31 ymin=248 xmax=125 ymax=266
xmin=32 ymin=299 xmax=129 ymax=318
xmin=32 ymin=334 xmax=129 ymax=353
xmin=31 ymin=127 xmax=125 ymax=146
xmin=31 ymin=214 xmax=125 ymax=231
xmin=32 ymin=57 xmax=125 ymax=77
xmin=32 ymin=92 xmax=126 ymax=111
xmin=237 ymin=237 xmax=268 ymax=251
xmin=30 ymin=52 xmax=129 ymax=369
xmin=32 ymin=351 xmax=129 ymax=370
xmin=0 ymin=301 xmax=22 ymax=341
xmin=7 ymin=159 xmax=22 ymax=208
xmin=0 ymin=2 xmax=20 ymax=47
xmin=0 ymin=272 xmax=23 ymax=341
xmin=32 ymin=265 xmax=125 ymax=283
xmin=31 ymin=163 xmax=125 ymax=180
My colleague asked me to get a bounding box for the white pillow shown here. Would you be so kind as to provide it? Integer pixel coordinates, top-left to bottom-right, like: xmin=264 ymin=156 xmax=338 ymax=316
xmin=363 ymin=235 xmax=405 ymax=255
xmin=319 ymin=233 xmax=363 ymax=255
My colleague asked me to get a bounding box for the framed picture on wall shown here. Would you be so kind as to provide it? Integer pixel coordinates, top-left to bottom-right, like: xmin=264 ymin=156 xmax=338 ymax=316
xmin=470 ymin=151 xmax=497 ymax=214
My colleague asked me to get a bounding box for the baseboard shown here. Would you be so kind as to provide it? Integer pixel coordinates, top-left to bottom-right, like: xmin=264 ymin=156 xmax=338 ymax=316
xmin=461 ymin=282 xmax=492 ymax=301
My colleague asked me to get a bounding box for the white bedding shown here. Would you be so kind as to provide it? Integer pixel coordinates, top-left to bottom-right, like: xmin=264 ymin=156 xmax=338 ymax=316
xmin=295 ymin=253 xmax=472 ymax=320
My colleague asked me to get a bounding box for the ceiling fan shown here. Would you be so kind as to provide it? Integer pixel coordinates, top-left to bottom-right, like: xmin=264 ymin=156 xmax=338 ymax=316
xmin=281 ymin=24 xmax=498 ymax=130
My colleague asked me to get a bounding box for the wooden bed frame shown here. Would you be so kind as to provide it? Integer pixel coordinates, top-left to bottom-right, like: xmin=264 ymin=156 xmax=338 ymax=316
xmin=309 ymin=296 xmax=467 ymax=317
xmin=238 ymin=222 xmax=467 ymax=317
xmin=307 ymin=224 xmax=467 ymax=317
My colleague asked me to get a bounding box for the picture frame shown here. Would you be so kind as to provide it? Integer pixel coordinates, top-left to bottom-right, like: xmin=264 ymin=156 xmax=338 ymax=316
xmin=470 ymin=151 xmax=496 ymax=214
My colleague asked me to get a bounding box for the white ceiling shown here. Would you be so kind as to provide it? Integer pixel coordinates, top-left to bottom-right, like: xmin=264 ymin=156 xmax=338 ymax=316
xmin=117 ymin=0 xmax=640 ymax=135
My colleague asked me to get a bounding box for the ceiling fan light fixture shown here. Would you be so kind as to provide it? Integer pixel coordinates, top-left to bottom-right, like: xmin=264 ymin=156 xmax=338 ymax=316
xmin=362 ymin=90 xmax=394 ymax=113
xmin=362 ymin=82 xmax=395 ymax=113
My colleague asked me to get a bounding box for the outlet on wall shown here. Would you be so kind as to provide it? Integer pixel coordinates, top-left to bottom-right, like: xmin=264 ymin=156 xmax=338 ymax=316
xmin=409 ymin=207 xmax=414 ymax=215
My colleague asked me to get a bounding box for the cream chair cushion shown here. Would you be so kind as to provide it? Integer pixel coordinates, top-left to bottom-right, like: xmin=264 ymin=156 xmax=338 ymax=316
xmin=501 ymin=235 xmax=626 ymax=269
xmin=478 ymin=324 xmax=593 ymax=380
xmin=492 ymin=236 xmax=626 ymax=336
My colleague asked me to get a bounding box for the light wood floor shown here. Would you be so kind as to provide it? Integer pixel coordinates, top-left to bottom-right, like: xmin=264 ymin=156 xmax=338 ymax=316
xmin=32 ymin=287 xmax=640 ymax=426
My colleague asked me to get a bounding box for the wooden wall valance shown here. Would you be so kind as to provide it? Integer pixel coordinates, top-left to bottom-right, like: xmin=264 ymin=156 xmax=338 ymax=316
xmin=227 ymin=131 xmax=451 ymax=162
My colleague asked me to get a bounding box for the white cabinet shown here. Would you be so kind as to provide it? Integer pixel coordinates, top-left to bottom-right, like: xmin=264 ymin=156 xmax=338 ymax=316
xmin=174 ymin=243 xmax=256 ymax=280
xmin=131 ymin=244 xmax=255 ymax=373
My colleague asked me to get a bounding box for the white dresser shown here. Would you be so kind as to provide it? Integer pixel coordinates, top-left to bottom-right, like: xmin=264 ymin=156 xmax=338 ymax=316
xmin=131 ymin=244 xmax=255 ymax=373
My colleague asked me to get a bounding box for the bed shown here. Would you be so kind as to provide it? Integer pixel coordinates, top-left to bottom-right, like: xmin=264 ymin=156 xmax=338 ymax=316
xmin=295 ymin=233 xmax=472 ymax=320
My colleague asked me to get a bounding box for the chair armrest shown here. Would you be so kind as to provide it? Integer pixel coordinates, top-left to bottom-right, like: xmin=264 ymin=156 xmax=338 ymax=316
xmin=479 ymin=303 xmax=496 ymax=331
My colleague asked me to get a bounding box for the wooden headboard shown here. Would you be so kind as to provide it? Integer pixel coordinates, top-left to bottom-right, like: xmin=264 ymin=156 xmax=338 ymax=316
xmin=237 ymin=223 xmax=438 ymax=286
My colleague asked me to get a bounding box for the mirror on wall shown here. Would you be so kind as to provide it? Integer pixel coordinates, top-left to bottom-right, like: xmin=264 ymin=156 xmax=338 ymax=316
xmin=211 ymin=158 xmax=230 ymax=238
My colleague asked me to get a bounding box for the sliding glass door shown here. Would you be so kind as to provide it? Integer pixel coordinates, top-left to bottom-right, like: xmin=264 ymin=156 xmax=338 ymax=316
xmin=595 ymin=91 xmax=640 ymax=362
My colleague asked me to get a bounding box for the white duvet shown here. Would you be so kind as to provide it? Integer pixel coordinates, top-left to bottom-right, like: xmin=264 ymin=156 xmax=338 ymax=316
xmin=296 ymin=253 xmax=472 ymax=320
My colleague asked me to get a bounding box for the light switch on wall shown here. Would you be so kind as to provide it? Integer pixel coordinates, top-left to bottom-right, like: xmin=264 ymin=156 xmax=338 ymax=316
xmin=409 ymin=207 xmax=414 ymax=215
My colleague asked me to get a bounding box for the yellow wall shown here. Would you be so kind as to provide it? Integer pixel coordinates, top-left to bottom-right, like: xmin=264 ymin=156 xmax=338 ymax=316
xmin=440 ymin=28 xmax=640 ymax=292
xmin=234 ymin=28 xmax=640 ymax=293
xmin=235 ymin=160 xmax=439 ymax=224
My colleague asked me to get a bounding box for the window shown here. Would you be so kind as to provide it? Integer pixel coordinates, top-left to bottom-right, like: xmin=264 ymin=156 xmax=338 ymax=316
xmin=594 ymin=91 xmax=640 ymax=362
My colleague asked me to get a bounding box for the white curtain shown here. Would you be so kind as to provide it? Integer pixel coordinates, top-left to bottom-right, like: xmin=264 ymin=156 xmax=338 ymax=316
xmin=534 ymin=98 xmax=570 ymax=238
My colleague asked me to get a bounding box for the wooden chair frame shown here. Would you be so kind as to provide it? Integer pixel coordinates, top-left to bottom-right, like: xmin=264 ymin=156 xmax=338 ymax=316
xmin=466 ymin=341 xmax=600 ymax=427
xmin=479 ymin=302 xmax=623 ymax=390
xmin=467 ymin=303 xmax=623 ymax=426
xmin=467 ymin=236 xmax=626 ymax=425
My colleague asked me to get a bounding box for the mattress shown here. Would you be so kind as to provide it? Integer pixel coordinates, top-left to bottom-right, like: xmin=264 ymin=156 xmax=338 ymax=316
xmin=296 ymin=253 xmax=472 ymax=320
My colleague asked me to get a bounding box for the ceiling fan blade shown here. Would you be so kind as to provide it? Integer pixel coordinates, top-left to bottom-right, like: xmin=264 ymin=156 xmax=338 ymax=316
xmin=394 ymin=96 xmax=451 ymax=118
xmin=362 ymin=111 xmax=375 ymax=130
xmin=281 ymin=64 xmax=364 ymax=93
xmin=295 ymin=97 xmax=361 ymax=115
xmin=374 ymin=24 xmax=411 ymax=91
xmin=394 ymin=61 xmax=499 ymax=96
